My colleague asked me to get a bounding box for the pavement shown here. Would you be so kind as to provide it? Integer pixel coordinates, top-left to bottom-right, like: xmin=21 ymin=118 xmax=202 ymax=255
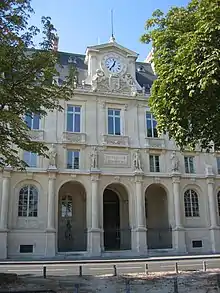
xmin=0 ymin=257 xmax=220 ymax=276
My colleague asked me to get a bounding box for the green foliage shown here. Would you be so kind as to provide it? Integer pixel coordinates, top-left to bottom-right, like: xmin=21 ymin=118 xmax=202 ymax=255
xmin=141 ymin=0 xmax=220 ymax=151
xmin=0 ymin=0 xmax=75 ymax=169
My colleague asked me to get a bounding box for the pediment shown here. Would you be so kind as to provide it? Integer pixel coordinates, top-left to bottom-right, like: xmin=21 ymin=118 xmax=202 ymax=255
xmin=86 ymin=41 xmax=138 ymax=59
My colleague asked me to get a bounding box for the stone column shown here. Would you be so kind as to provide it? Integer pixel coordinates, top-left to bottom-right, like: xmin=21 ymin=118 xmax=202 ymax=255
xmin=172 ymin=176 xmax=186 ymax=253
xmin=0 ymin=168 xmax=12 ymax=259
xmin=88 ymin=173 xmax=101 ymax=256
xmin=133 ymin=175 xmax=147 ymax=255
xmin=45 ymin=170 xmax=57 ymax=257
xmin=207 ymin=178 xmax=220 ymax=252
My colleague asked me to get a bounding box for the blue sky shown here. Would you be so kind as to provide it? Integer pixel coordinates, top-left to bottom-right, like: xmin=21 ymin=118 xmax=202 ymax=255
xmin=30 ymin=0 xmax=189 ymax=61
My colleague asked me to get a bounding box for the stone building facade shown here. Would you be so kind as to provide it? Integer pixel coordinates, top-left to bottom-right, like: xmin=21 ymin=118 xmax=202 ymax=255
xmin=1 ymin=39 xmax=220 ymax=259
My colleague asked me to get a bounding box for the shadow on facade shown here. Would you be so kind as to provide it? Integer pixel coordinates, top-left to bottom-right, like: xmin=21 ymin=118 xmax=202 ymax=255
xmin=103 ymin=183 xmax=131 ymax=251
xmin=57 ymin=181 xmax=87 ymax=252
xmin=145 ymin=184 xmax=172 ymax=249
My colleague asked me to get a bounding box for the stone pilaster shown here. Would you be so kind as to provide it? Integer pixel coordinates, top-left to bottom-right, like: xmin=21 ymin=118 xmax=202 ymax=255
xmin=88 ymin=173 xmax=101 ymax=256
xmin=0 ymin=167 xmax=12 ymax=259
xmin=45 ymin=169 xmax=57 ymax=257
xmin=172 ymin=175 xmax=186 ymax=254
xmin=132 ymin=174 xmax=147 ymax=255
xmin=207 ymin=178 xmax=220 ymax=252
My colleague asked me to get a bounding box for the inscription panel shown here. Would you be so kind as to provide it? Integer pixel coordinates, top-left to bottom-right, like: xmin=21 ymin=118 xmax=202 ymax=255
xmin=102 ymin=152 xmax=130 ymax=168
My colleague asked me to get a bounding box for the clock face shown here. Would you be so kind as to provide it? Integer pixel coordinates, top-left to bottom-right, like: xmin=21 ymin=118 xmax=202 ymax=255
xmin=105 ymin=57 xmax=122 ymax=74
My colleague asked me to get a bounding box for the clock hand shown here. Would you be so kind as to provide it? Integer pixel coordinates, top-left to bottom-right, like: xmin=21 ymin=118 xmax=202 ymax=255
xmin=110 ymin=60 xmax=116 ymax=70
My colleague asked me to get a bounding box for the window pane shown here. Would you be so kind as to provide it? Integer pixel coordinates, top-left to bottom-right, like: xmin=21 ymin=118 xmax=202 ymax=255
xmin=147 ymin=128 xmax=152 ymax=137
xmin=75 ymin=106 xmax=81 ymax=113
xmin=146 ymin=113 xmax=151 ymax=119
xmin=25 ymin=115 xmax=32 ymax=129
xmin=189 ymin=157 xmax=194 ymax=173
xmin=115 ymin=117 xmax=121 ymax=135
xmin=108 ymin=116 xmax=113 ymax=134
xmin=23 ymin=151 xmax=30 ymax=165
xmin=147 ymin=120 xmax=152 ymax=137
xmin=155 ymin=156 xmax=160 ymax=172
xmin=74 ymin=156 xmax=79 ymax=169
xmin=184 ymin=157 xmax=189 ymax=173
xmin=217 ymin=158 xmax=220 ymax=174
xmin=149 ymin=155 xmax=154 ymax=172
xmin=67 ymin=113 xmax=73 ymax=132
xmin=32 ymin=114 xmax=40 ymax=130
xmin=115 ymin=110 xmax=120 ymax=116
xmin=74 ymin=113 xmax=80 ymax=132
xmin=67 ymin=151 xmax=73 ymax=169
xmin=108 ymin=109 xmax=113 ymax=115
xmin=30 ymin=153 xmax=37 ymax=167
xmin=67 ymin=105 xmax=73 ymax=112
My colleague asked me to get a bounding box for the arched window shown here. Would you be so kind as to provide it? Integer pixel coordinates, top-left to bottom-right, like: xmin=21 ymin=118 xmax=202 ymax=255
xmin=18 ymin=185 xmax=38 ymax=217
xmin=217 ymin=191 xmax=220 ymax=216
xmin=184 ymin=189 xmax=199 ymax=217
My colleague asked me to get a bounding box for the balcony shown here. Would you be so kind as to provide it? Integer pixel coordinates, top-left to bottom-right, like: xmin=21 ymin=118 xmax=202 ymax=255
xmin=145 ymin=137 xmax=166 ymax=149
xmin=62 ymin=132 xmax=86 ymax=145
xmin=29 ymin=130 xmax=44 ymax=141
xmin=102 ymin=135 xmax=129 ymax=148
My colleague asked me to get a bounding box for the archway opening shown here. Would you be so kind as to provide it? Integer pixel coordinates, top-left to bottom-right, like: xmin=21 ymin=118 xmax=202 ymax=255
xmin=103 ymin=183 xmax=131 ymax=251
xmin=145 ymin=184 xmax=172 ymax=249
xmin=58 ymin=181 xmax=86 ymax=252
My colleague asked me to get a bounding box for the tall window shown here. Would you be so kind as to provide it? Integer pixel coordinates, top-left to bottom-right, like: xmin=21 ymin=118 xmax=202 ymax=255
xmin=217 ymin=157 xmax=220 ymax=174
xmin=184 ymin=156 xmax=195 ymax=173
xmin=217 ymin=191 xmax=220 ymax=216
xmin=146 ymin=112 xmax=158 ymax=138
xmin=23 ymin=151 xmax=37 ymax=167
xmin=149 ymin=155 xmax=160 ymax=172
xmin=67 ymin=150 xmax=79 ymax=169
xmin=66 ymin=105 xmax=81 ymax=132
xmin=18 ymin=185 xmax=38 ymax=217
xmin=108 ymin=108 xmax=121 ymax=135
xmin=25 ymin=113 xmax=40 ymax=130
xmin=184 ymin=189 xmax=199 ymax=217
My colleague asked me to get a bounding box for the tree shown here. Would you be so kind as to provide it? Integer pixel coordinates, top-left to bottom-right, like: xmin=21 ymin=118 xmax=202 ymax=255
xmin=0 ymin=0 xmax=76 ymax=169
xmin=141 ymin=0 xmax=220 ymax=151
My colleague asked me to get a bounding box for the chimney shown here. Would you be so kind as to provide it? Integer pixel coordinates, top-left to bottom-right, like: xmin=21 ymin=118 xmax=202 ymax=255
xmin=53 ymin=34 xmax=59 ymax=51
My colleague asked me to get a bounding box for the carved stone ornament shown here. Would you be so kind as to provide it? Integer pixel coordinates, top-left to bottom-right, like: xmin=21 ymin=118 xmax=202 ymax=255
xmin=133 ymin=149 xmax=143 ymax=172
xmin=170 ymin=151 xmax=180 ymax=172
xmin=90 ymin=146 xmax=98 ymax=169
xmin=48 ymin=144 xmax=57 ymax=168
xmin=91 ymin=69 xmax=138 ymax=96
xmin=205 ymin=163 xmax=214 ymax=176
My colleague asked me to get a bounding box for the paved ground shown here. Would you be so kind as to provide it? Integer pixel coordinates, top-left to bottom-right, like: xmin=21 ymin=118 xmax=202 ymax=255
xmin=0 ymin=258 xmax=219 ymax=276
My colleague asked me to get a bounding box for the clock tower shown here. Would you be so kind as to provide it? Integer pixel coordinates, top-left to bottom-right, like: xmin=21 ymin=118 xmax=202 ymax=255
xmin=84 ymin=39 xmax=142 ymax=96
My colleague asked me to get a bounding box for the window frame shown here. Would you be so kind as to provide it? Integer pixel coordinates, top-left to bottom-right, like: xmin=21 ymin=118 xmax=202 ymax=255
xmin=149 ymin=154 xmax=160 ymax=172
xmin=66 ymin=105 xmax=81 ymax=133
xmin=107 ymin=108 xmax=122 ymax=136
xmin=66 ymin=149 xmax=80 ymax=169
xmin=146 ymin=112 xmax=158 ymax=138
xmin=18 ymin=185 xmax=38 ymax=218
xmin=24 ymin=113 xmax=41 ymax=130
xmin=184 ymin=189 xmax=200 ymax=217
xmin=217 ymin=191 xmax=220 ymax=216
xmin=217 ymin=157 xmax=220 ymax=174
xmin=184 ymin=156 xmax=195 ymax=173
xmin=23 ymin=151 xmax=37 ymax=168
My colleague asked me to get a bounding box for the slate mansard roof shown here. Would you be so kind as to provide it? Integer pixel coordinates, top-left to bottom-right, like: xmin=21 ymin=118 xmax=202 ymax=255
xmin=57 ymin=51 xmax=156 ymax=93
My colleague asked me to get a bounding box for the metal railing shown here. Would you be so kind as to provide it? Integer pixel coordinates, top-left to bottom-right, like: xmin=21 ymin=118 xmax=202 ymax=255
xmin=1 ymin=256 xmax=220 ymax=292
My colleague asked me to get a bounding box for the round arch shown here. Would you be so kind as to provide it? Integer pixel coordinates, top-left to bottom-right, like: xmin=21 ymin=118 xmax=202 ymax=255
xmin=144 ymin=183 xmax=172 ymax=250
xmin=57 ymin=180 xmax=87 ymax=253
xmin=102 ymin=182 xmax=131 ymax=251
